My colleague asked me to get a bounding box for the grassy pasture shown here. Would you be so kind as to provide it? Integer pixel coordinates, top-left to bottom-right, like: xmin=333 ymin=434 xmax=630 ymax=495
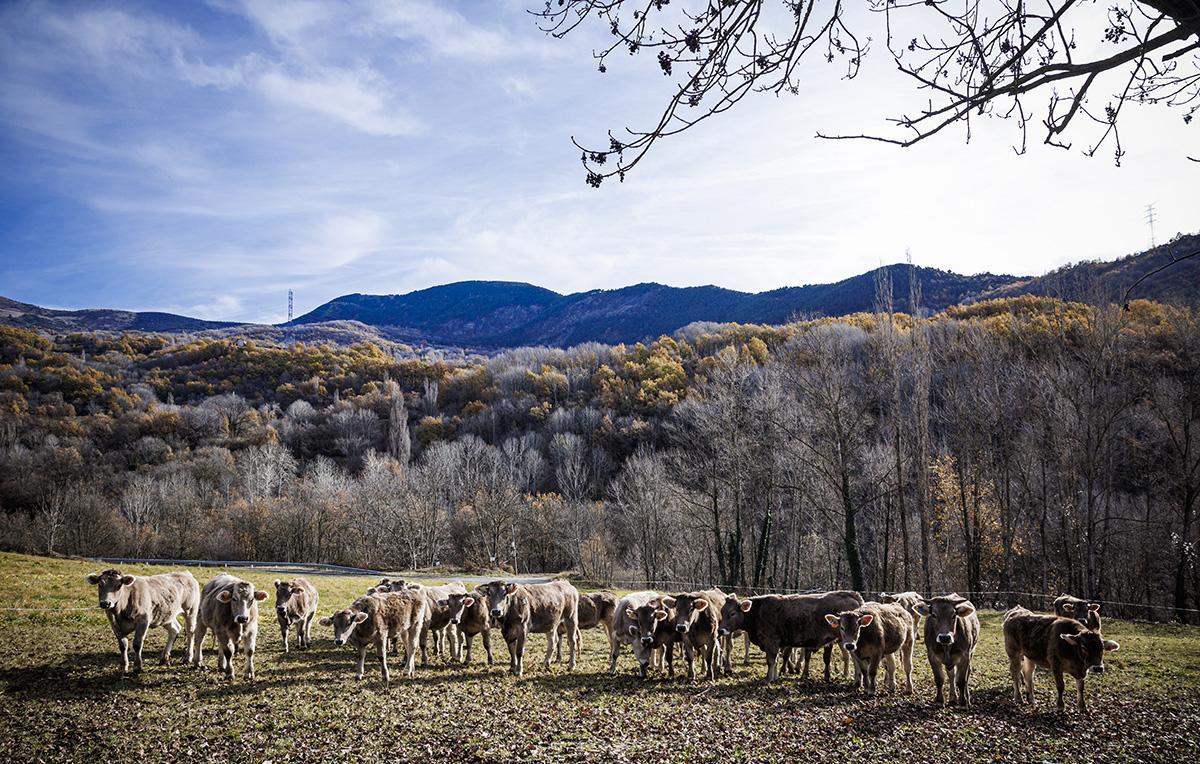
xmin=0 ymin=553 xmax=1197 ymax=763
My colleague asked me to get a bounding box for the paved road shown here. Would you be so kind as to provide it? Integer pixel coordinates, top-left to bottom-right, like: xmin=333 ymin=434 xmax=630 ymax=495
xmin=92 ymin=557 xmax=551 ymax=585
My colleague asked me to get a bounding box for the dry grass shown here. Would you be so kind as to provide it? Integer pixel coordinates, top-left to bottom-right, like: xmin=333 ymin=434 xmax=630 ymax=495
xmin=0 ymin=552 xmax=1197 ymax=763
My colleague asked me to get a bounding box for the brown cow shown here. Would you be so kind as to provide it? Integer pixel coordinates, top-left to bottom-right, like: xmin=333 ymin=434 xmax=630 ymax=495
xmin=85 ymin=568 xmax=200 ymax=674
xmin=661 ymin=589 xmax=724 ymax=681
xmin=609 ymin=591 xmax=672 ymax=677
xmin=914 ymin=595 xmax=980 ymax=706
xmin=1053 ymin=594 xmax=1102 ymax=631
xmin=192 ymin=574 xmax=268 ymax=681
xmin=557 ymin=591 xmax=618 ymax=663
xmin=419 ymin=582 xmax=468 ymax=664
xmin=1003 ymin=606 xmax=1119 ymax=713
xmin=321 ymin=590 xmax=428 ymax=684
xmin=477 ymin=580 xmax=580 ymax=676
xmin=880 ymin=591 xmax=924 ymax=641
xmin=443 ymin=592 xmax=493 ymax=665
xmin=273 ymin=578 xmax=318 ymax=653
xmin=825 ymin=602 xmax=914 ymax=696
xmin=719 ymin=590 xmax=862 ymax=683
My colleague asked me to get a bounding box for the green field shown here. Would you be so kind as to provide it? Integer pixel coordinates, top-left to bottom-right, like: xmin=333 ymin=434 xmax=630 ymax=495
xmin=0 ymin=553 xmax=1197 ymax=763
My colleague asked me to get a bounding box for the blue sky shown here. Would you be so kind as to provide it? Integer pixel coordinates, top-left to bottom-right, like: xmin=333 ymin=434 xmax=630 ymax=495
xmin=0 ymin=0 xmax=1195 ymax=323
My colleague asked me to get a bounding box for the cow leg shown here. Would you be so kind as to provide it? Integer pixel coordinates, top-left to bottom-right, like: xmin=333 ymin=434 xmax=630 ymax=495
xmin=514 ymin=633 xmax=527 ymax=677
xmin=161 ymin=618 xmax=181 ymax=664
xmin=544 ymin=620 xmax=560 ymax=670
xmin=765 ymin=648 xmax=780 ymax=683
xmin=1022 ymin=659 xmax=1036 ymax=705
xmin=665 ymin=644 xmax=675 ymax=679
xmin=930 ymin=657 xmax=947 ymax=706
xmin=1075 ymin=675 xmax=1087 ymax=715
xmin=406 ymin=624 xmax=421 ymax=678
xmin=354 ymin=645 xmax=367 ymax=680
xmin=566 ymin=614 xmax=579 ymax=671
xmin=901 ymin=641 xmax=913 ymax=694
xmin=867 ymin=656 xmax=881 ymax=697
xmin=129 ymin=619 xmax=150 ymax=673
xmin=1053 ymin=668 xmax=1066 ymax=712
xmin=244 ymin=630 xmax=257 ymax=681
xmin=823 ymin=644 xmax=833 ymax=682
xmin=705 ymin=641 xmax=718 ymax=681
xmin=742 ymin=633 xmax=750 ymax=665
xmin=377 ymin=630 xmax=390 ymax=686
xmin=221 ymin=638 xmax=236 ymax=680
xmin=190 ymin=622 xmax=207 ymax=668
xmin=1008 ymin=656 xmax=1023 ymax=704
xmin=419 ymin=626 xmax=430 ymax=667
xmin=483 ymin=630 xmax=494 ymax=665
xmin=555 ymin=624 xmax=564 ymax=663
xmin=884 ymin=653 xmax=897 ymax=693
xmin=181 ymin=608 xmax=197 ymax=664
xmin=683 ymin=641 xmax=697 ymax=682
xmin=279 ymin=619 xmax=290 ymax=654
xmin=957 ymin=661 xmax=971 ymax=707
xmin=607 ymin=636 xmax=622 ymax=675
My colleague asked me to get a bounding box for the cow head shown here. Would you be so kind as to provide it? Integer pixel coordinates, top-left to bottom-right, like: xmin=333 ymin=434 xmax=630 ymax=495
xmin=1059 ymin=629 xmax=1119 ymax=674
xmin=914 ymin=598 xmax=975 ymax=646
xmin=662 ymin=594 xmax=709 ymax=634
xmin=718 ymin=594 xmax=753 ymax=636
xmin=478 ymin=580 xmax=518 ymax=620
xmin=627 ymin=600 xmax=672 ymax=669
xmin=85 ymin=569 xmax=134 ymax=610
xmin=444 ymin=593 xmax=476 ymax=626
xmin=320 ymin=608 xmax=369 ymax=646
xmin=825 ymin=609 xmax=874 ymax=653
xmin=217 ymin=580 xmax=267 ymax=625
xmin=274 ymin=579 xmax=300 ymax=622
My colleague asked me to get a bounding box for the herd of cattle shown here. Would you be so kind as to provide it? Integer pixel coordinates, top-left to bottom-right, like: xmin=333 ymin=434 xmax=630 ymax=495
xmin=83 ymin=569 xmax=1120 ymax=712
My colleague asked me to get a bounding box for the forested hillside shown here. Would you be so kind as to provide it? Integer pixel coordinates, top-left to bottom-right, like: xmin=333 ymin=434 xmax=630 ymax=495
xmin=2 ymin=294 xmax=1198 ymax=622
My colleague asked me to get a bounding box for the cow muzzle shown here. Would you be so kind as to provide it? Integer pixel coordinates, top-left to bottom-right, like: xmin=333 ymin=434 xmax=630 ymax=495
xmin=276 ymin=606 xmax=287 ymax=617
xmin=98 ymin=601 xmax=112 ymax=610
xmin=490 ymin=608 xmax=502 ymax=618
xmin=234 ymin=615 xmax=249 ymax=625
xmin=843 ymin=642 xmax=857 ymax=652
xmin=718 ymin=628 xmax=730 ymax=636
xmin=640 ymin=635 xmax=654 ymax=646
xmin=936 ymin=633 xmax=953 ymax=645
xmin=675 ymin=624 xmax=689 ymax=633
xmin=1088 ymin=664 xmax=1105 ymax=675
xmin=335 ymin=638 xmax=346 ymax=646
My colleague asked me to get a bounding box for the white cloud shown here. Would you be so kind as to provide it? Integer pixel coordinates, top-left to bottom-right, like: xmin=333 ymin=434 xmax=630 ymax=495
xmin=257 ymin=66 xmax=420 ymax=136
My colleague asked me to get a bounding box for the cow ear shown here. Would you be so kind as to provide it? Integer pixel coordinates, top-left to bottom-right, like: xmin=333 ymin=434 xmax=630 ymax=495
xmin=694 ymin=599 xmax=709 ymax=611
xmin=438 ymin=599 xmax=449 ymax=607
xmin=1059 ymin=633 xmax=1079 ymax=646
xmin=1103 ymin=639 xmax=1120 ymax=652
xmin=505 ymin=583 xmax=517 ymax=595
xmin=859 ymin=614 xmax=874 ymax=627
xmin=1061 ymin=602 xmax=1075 ymax=612
xmin=217 ymin=590 xmax=232 ymax=603
xmin=367 ymin=588 xmax=378 ymax=595
xmin=824 ymin=614 xmax=839 ymax=628
xmin=463 ymin=596 xmax=474 ymax=607
xmin=660 ymin=597 xmax=676 ymax=608
xmin=86 ymin=573 xmax=100 ymax=585
xmin=1088 ymin=603 xmax=1101 ymax=612
xmin=740 ymin=599 xmax=753 ymax=613
xmin=954 ymin=603 xmax=975 ymax=618
xmin=625 ymin=608 xmax=636 ymax=619
xmin=627 ymin=625 xmax=639 ymax=637
xmin=120 ymin=575 xmax=135 ymax=586
xmin=353 ymin=612 xmax=369 ymax=623
xmin=913 ymin=602 xmax=930 ymax=617
xmin=319 ymin=617 xmax=333 ymax=627
xmin=273 ymin=579 xmax=282 ymax=588
xmin=653 ymin=609 xmax=668 ymax=621
xmin=254 ymin=590 xmax=268 ymax=601
xmin=880 ymin=594 xmax=896 ymax=603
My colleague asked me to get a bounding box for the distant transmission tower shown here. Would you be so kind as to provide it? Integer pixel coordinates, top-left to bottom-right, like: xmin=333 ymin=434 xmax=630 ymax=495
xmin=1145 ymin=203 xmax=1157 ymax=249
xmin=287 ymin=289 xmax=294 ymax=322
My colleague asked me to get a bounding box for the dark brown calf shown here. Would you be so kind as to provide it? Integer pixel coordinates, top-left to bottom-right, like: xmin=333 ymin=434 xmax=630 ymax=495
xmin=719 ymin=590 xmax=863 ymax=683
xmin=661 ymin=589 xmax=723 ymax=681
xmin=443 ymin=592 xmax=494 ymax=665
xmin=1053 ymin=594 xmax=1102 ymax=631
xmin=1003 ymin=606 xmax=1119 ymax=713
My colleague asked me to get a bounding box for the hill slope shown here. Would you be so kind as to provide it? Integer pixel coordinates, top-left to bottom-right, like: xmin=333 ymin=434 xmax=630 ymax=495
xmin=0 ymin=296 xmax=240 ymax=334
xmin=289 ymin=265 xmax=1022 ymax=347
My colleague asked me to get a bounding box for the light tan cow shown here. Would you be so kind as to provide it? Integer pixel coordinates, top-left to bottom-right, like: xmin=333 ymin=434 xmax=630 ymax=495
xmin=322 ymin=590 xmax=428 ymax=684
xmin=273 ymin=578 xmax=319 ymax=652
xmin=477 ymin=579 xmax=580 ymax=676
xmin=826 ymin=602 xmax=915 ymax=696
xmin=191 ymin=574 xmax=268 ymax=680
xmin=880 ymin=591 xmax=924 ymax=642
xmin=85 ymin=568 xmax=200 ymax=674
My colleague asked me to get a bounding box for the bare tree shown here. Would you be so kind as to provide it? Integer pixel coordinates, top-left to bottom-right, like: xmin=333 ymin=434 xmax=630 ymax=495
xmin=535 ymin=0 xmax=1200 ymax=184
